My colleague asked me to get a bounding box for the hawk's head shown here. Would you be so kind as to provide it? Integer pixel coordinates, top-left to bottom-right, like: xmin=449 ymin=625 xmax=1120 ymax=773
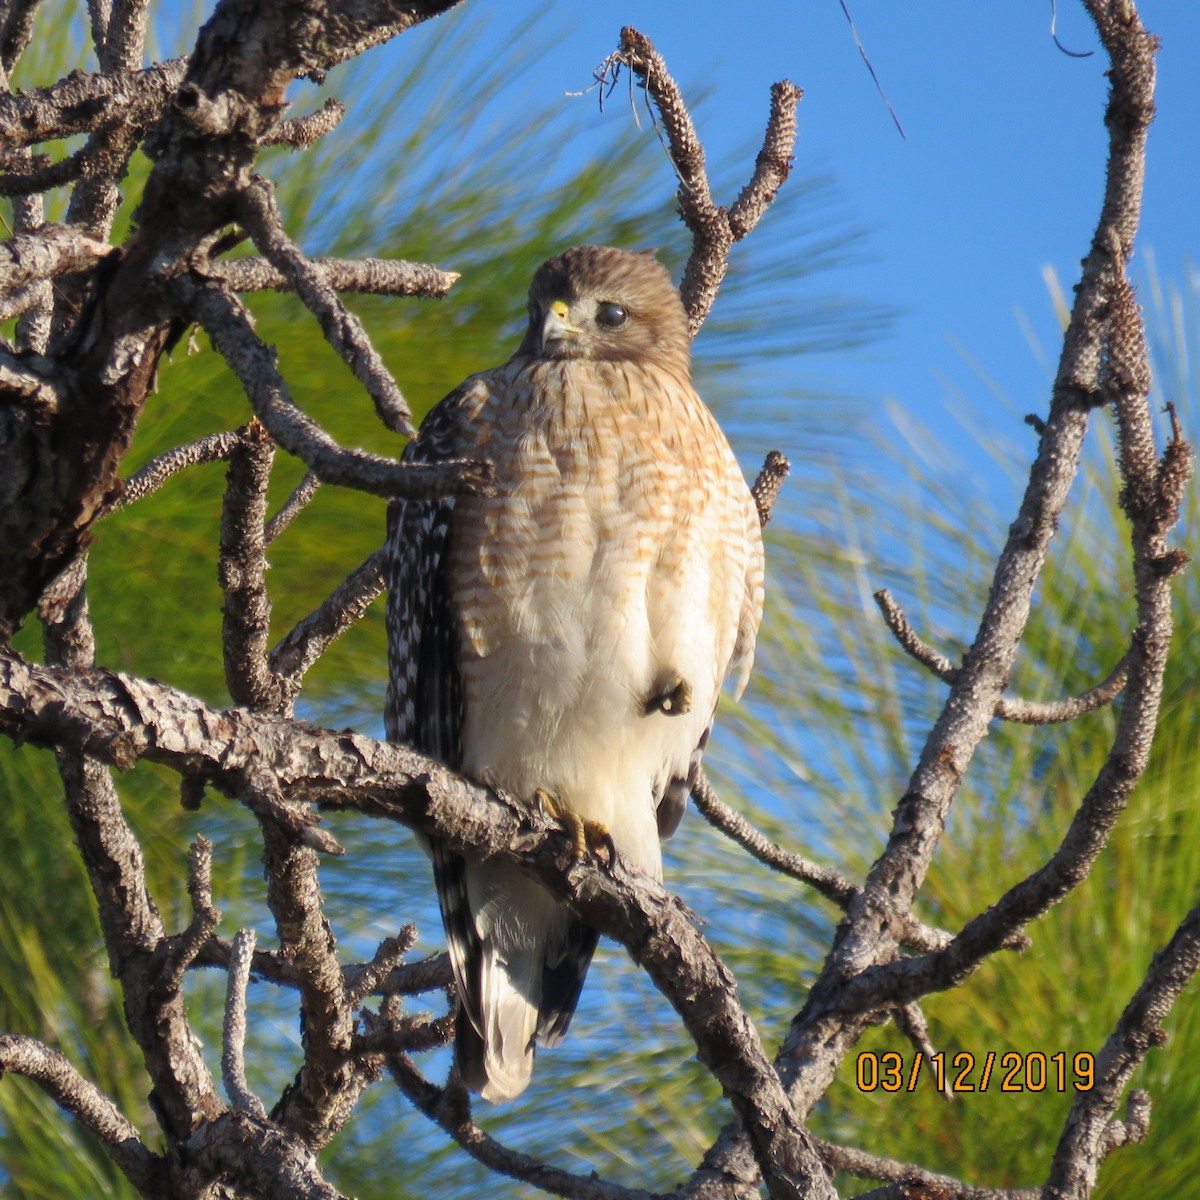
xmin=517 ymin=245 xmax=691 ymax=377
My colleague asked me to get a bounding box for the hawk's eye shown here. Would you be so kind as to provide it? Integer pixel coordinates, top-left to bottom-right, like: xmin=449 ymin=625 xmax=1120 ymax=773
xmin=596 ymin=302 xmax=628 ymax=329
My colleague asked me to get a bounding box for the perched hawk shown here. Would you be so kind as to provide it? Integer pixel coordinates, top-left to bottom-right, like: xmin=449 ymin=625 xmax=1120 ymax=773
xmin=385 ymin=245 xmax=764 ymax=1102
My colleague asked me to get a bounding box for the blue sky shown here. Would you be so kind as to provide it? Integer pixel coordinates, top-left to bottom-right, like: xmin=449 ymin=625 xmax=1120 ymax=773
xmin=459 ymin=2 xmax=1196 ymax=503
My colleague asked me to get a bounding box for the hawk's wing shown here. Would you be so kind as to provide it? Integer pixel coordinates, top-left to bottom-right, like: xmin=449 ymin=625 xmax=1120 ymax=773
xmin=384 ymin=381 xmax=481 ymax=1034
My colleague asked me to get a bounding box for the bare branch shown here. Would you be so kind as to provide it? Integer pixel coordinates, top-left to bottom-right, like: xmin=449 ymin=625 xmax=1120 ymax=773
xmin=816 ymin=1134 xmax=1038 ymax=1199
xmin=0 ymin=56 xmax=187 ymax=147
xmin=0 ymin=0 xmax=40 ymax=76
xmin=0 ymin=1034 xmax=162 ymax=1191
xmin=617 ymin=27 xmax=800 ymax=334
xmin=385 ymin=1053 xmax=668 ymax=1200
xmin=751 ymin=449 xmax=790 ymax=526
xmin=263 ymin=97 xmax=346 ymax=147
xmin=117 ymin=431 xmax=242 ymax=507
xmin=269 ymin=549 xmax=387 ymax=703
xmin=210 ymin=253 xmax=461 ymax=298
xmin=0 ymin=644 xmax=832 ymax=1199
xmin=223 ymin=928 xmax=269 ymax=1120
xmin=194 ymin=939 xmax=451 ymax=999
xmin=248 ymin=768 xmax=360 ymax=1149
xmin=891 ymin=1003 xmax=952 ymax=1103
xmin=37 ymin=565 xmax=223 ymax=1139
xmin=691 ymin=770 xmax=1018 ymax=957
xmin=265 ymin=470 xmax=321 ymax=543
xmin=874 ymin=589 xmax=1132 ymax=724
xmin=180 ymin=275 xmax=492 ymax=499
xmin=0 ymin=224 xmax=112 ymax=292
xmin=345 ymin=926 xmax=418 ymax=1005
xmin=219 ymin=420 xmax=286 ymax=713
xmin=159 ymin=835 xmax=221 ymax=992
xmin=236 ymin=175 xmax=416 ymax=436
xmin=1044 ymin=900 xmax=1200 ymax=1199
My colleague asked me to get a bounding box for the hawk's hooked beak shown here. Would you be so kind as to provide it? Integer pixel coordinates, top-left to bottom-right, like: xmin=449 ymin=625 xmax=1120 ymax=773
xmin=539 ymin=299 xmax=582 ymax=352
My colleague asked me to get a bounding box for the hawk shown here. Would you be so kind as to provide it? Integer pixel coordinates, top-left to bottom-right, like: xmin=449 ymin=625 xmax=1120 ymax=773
xmin=385 ymin=245 xmax=764 ymax=1102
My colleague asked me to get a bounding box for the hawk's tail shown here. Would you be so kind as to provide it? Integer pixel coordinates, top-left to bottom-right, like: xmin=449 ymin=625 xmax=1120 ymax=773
xmin=452 ymin=865 xmax=599 ymax=1103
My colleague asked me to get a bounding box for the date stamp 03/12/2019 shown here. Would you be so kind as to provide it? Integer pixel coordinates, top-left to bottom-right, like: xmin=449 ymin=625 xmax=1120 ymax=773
xmin=855 ymin=1051 xmax=1096 ymax=1095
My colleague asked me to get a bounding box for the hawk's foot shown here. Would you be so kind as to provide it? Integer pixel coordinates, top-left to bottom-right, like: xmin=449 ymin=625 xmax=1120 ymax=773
xmin=644 ymin=673 xmax=692 ymax=717
xmin=534 ymin=788 xmax=615 ymax=869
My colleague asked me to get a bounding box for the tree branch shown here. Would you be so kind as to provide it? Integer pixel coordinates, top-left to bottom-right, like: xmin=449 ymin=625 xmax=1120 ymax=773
xmin=180 ymin=275 xmax=492 ymax=499
xmin=210 ymin=253 xmax=460 ymax=298
xmin=873 ymin=589 xmax=1131 ymax=724
xmin=0 ymin=643 xmax=833 ymax=1200
xmin=616 ymin=27 xmax=800 ymax=335
xmin=0 ymin=1034 xmax=162 ymax=1192
xmin=219 ymin=419 xmax=286 ymax=712
xmin=222 ymin=928 xmax=269 ymax=1120
xmin=385 ymin=1052 xmax=668 ymax=1200
xmin=235 ymin=176 xmax=416 ymax=436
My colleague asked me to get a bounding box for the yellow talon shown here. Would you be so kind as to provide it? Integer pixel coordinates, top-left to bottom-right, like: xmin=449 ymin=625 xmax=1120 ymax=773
xmin=534 ymin=788 xmax=613 ymax=866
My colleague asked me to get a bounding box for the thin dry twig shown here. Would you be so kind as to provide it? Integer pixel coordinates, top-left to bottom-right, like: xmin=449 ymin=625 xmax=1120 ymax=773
xmin=222 ymin=928 xmax=269 ymax=1119
xmin=0 ymin=1035 xmax=161 ymax=1190
xmin=117 ymin=431 xmax=242 ymax=507
xmin=385 ymin=1052 xmax=668 ymax=1200
xmin=616 ymin=27 xmax=801 ymax=335
xmin=817 ymin=1132 xmax=1038 ymax=1199
xmin=269 ymin=549 xmax=387 ymax=704
xmin=874 ymin=589 xmax=1132 ymax=724
xmin=236 ymin=176 xmax=415 ymax=436
xmin=219 ymin=420 xmax=286 ymax=713
xmin=209 ymin=253 xmax=460 ymax=298
xmin=265 ymin=470 xmax=321 ymax=544
xmin=751 ymin=449 xmax=791 ymax=526
xmin=690 ymin=770 xmax=1025 ymax=957
xmin=263 ymin=97 xmax=346 ymax=147
xmin=180 ymin=275 xmax=492 ymax=499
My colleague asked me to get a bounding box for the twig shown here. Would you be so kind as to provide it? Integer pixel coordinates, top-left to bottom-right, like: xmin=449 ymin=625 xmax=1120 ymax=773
xmin=263 ymin=97 xmax=346 ymax=147
xmin=0 ymin=1034 xmax=161 ymax=1190
xmin=247 ymin=768 xmax=360 ymax=1150
xmin=815 ymin=1136 xmax=1038 ymax=1199
xmin=353 ymin=1007 xmax=454 ymax=1055
xmin=265 ymin=470 xmax=321 ymax=544
xmin=209 ymin=253 xmax=460 ymax=298
xmin=160 ymin=835 xmax=221 ymax=992
xmin=690 ymin=770 xmax=1022 ymax=957
xmin=219 ymin=420 xmax=286 ymax=713
xmin=237 ymin=766 xmax=345 ymax=857
xmin=180 ymin=275 xmax=492 ymax=499
xmin=874 ymin=589 xmax=1132 ymax=724
xmin=194 ymin=940 xmax=452 ymax=999
xmin=891 ymin=1003 xmax=952 ymax=1102
xmin=385 ymin=1052 xmax=667 ymax=1200
xmin=236 ymin=176 xmax=415 ymax=436
xmin=0 ymin=56 xmax=187 ymax=147
xmin=117 ymin=431 xmax=242 ymax=507
xmin=222 ymin=929 xmax=269 ymax=1119
xmin=1043 ymin=904 xmax=1200 ymax=1194
xmin=345 ymin=927 xmax=418 ymax=1005
xmin=751 ymin=450 xmax=790 ymax=526
xmin=268 ymin=549 xmax=387 ymax=705
xmin=617 ymin=27 xmax=801 ymax=335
